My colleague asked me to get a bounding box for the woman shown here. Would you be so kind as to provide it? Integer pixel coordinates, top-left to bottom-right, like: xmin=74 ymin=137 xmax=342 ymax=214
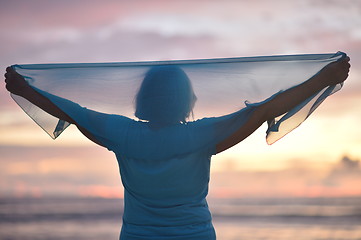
xmin=4 ymin=56 xmax=350 ymax=239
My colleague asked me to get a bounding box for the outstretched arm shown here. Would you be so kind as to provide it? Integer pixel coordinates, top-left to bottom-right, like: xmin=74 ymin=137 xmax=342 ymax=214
xmin=216 ymin=56 xmax=351 ymax=153
xmin=4 ymin=67 xmax=106 ymax=147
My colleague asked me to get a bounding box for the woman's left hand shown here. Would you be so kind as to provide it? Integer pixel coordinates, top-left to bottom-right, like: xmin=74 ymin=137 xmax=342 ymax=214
xmin=4 ymin=67 xmax=30 ymax=96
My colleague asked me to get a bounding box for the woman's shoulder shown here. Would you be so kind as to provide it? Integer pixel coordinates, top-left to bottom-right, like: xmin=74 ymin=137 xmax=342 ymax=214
xmin=107 ymin=114 xmax=137 ymax=125
xmin=186 ymin=116 xmax=221 ymax=127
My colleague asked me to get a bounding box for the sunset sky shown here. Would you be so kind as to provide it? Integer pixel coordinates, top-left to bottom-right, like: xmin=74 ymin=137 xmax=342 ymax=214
xmin=0 ymin=0 xmax=360 ymax=198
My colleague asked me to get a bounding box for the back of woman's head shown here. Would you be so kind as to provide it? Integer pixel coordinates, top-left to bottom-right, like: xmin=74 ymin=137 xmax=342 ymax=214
xmin=135 ymin=65 xmax=196 ymax=124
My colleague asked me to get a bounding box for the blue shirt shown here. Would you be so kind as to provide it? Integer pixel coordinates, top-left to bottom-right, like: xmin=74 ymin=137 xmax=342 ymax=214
xmin=36 ymin=87 xmax=257 ymax=239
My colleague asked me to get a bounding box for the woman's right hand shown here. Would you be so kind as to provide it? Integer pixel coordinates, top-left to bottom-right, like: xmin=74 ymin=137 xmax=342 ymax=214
xmin=4 ymin=67 xmax=30 ymax=96
xmin=318 ymin=56 xmax=351 ymax=87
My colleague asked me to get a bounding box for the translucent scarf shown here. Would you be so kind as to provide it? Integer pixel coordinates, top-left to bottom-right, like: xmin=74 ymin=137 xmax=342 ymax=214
xmin=11 ymin=52 xmax=345 ymax=144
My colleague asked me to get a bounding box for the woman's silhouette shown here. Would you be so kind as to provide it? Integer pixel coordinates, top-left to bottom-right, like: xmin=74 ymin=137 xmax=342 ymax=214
xmin=4 ymin=56 xmax=350 ymax=240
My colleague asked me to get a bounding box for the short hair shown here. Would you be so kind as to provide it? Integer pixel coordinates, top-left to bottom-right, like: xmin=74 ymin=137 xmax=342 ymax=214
xmin=135 ymin=65 xmax=197 ymax=124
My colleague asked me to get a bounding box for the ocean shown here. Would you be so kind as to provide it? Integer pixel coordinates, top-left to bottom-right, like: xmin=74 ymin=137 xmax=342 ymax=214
xmin=0 ymin=197 xmax=360 ymax=240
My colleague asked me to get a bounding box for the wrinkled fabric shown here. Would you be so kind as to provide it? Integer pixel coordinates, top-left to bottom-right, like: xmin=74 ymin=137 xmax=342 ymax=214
xmin=10 ymin=52 xmax=345 ymax=239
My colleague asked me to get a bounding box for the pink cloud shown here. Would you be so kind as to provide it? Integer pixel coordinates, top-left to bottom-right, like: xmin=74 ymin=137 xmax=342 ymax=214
xmin=0 ymin=1 xmax=125 ymax=29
